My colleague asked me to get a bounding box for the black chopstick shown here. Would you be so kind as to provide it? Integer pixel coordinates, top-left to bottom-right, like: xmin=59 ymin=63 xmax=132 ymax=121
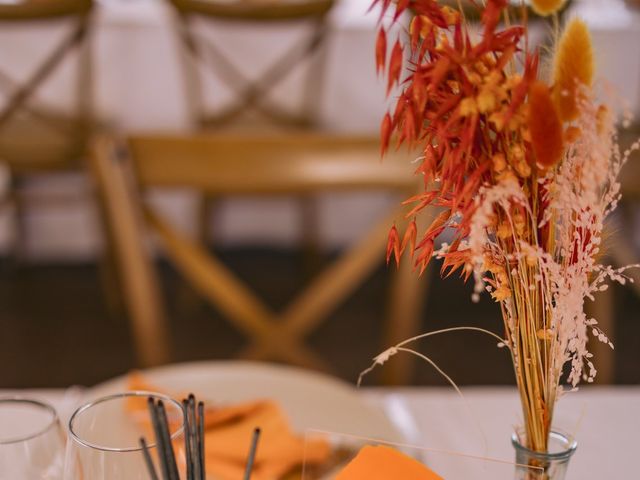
xmin=186 ymin=394 xmax=203 ymax=480
xmin=182 ymin=399 xmax=193 ymax=480
xmin=156 ymin=400 xmax=180 ymax=480
xmin=197 ymin=400 xmax=205 ymax=478
xmin=148 ymin=398 xmax=172 ymax=480
xmin=142 ymin=394 xmax=207 ymax=480
xmin=243 ymin=427 xmax=262 ymax=480
xmin=142 ymin=395 xmax=262 ymax=480
xmin=139 ymin=437 xmax=160 ymax=480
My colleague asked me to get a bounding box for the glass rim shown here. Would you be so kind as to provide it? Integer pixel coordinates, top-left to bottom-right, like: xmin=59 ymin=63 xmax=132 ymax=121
xmin=511 ymin=427 xmax=578 ymax=461
xmin=68 ymin=390 xmax=185 ymax=453
xmin=0 ymin=397 xmax=59 ymax=445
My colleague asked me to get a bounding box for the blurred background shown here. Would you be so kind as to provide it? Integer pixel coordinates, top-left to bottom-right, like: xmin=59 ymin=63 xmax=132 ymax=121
xmin=0 ymin=0 xmax=638 ymax=389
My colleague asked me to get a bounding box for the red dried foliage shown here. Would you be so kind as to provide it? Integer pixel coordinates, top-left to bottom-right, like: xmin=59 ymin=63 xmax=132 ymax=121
xmin=379 ymin=0 xmax=540 ymax=275
xmin=376 ymin=28 xmax=387 ymax=74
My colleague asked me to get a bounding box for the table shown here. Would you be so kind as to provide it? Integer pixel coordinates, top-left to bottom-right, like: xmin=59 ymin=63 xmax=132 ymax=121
xmin=3 ymin=385 xmax=638 ymax=478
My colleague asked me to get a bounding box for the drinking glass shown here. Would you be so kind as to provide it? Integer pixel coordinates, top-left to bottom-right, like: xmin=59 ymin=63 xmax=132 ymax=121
xmin=63 ymin=391 xmax=185 ymax=479
xmin=0 ymin=397 xmax=66 ymax=479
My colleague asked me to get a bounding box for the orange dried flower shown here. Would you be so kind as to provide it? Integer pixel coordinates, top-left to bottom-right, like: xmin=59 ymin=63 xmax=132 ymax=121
xmin=536 ymin=328 xmax=554 ymax=341
xmin=440 ymin=5 xmax=460 ymax=25
xmin=491 ymin=285 xmax=512 ymax=302
xmin=528 ymin=81 xmax=564 ymax=169
xmin=492 ymin=153 xmax=507 ymax=172
xmin=409 ymin=15 xmax=432 ymax=40
xmin=477 ymin=89 xmax=497 ymax=113
xmin=552 ymin=18 xmax=594 ymax=121
xmin=513 ymin=210 xmax=527 ymax=236
xmin=497 ymin=222 xmax=512 ymax=239
xmin=564 ymin=126 xmax=582 ymax=143
xmin=531 ymin=0 xmax=566 ymax=16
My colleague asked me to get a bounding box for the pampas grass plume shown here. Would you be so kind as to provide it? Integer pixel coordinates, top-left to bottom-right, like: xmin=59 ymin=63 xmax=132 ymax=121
xmin=531 ymin=0 xmax=566 ymax=16
xmin=553 ymin=18 xmax=595 ymax=121
xmin=528 ymin=81 xmax=564 ymax=168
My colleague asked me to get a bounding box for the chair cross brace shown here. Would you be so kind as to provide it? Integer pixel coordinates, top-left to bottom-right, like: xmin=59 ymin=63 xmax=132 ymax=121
xmin=176 ymin=15 xmax=328 ymax=128
xmin=145 ymin=205 xmax=400 ymax=373
xmin=0 ymin=16 xmax=89 ymax=130
xmin=0 ymin=70 xmax=75 ymax=136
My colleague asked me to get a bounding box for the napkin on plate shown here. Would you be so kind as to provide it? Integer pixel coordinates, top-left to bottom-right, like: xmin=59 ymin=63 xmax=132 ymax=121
xmin=127 ymin=372 xmax=329 ymax=480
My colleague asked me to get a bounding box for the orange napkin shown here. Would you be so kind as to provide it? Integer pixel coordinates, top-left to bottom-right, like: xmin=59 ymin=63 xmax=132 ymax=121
xmin=336 ymin=445 xmax=444 ymax=480
xmin=126 ymin=372 xmax=329 ymax=480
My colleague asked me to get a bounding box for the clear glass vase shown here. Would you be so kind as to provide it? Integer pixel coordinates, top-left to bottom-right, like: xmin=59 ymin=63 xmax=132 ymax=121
xmin=512 ymin=428 xmax=577 ymax=480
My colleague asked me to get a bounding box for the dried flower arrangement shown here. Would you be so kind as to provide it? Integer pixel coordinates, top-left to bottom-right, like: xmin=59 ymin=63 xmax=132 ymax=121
xmin=368 ymin=0 xmax=640 ymax=455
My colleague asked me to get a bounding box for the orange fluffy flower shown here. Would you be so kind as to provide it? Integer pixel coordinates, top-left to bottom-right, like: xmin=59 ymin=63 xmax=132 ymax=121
xmin=528 ymin=81 xmax=564 ymax=168
xmin=531 ymin=0 xmax=566 ymax=16
xmin=552 ymin=18 xmax=594 ymax=121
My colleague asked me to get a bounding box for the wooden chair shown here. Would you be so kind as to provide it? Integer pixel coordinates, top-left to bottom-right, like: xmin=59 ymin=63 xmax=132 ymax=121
xmin=0 ymin=0 xmax=94 ymax=257
xmin=167 ymin=0 xmax=338 ymax=273
xmin=90 ymin=133 xmax=427 ymax=384
xmin=168 ymin=0 xmax=335 ymax=130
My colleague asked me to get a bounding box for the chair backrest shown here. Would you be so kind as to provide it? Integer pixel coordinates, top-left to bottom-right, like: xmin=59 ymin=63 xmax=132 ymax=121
xmin=91 ymin=133 xmax=427 ymax=383
xmin=168 ymin=0 xmax=336 ymax=130
xmin=169 ymin=0 xmax=334 ymax=21
xmin=0 ymin=0 xmax=94 ymax=171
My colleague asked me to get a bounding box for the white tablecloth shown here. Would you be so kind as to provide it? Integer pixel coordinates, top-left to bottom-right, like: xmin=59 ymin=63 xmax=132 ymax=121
xmin=3 ymin=386 xmax=639 ymax=479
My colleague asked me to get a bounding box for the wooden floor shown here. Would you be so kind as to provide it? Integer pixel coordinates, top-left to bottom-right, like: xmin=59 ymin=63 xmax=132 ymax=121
xmin=1 ymin=248 xmax=638 ymax=388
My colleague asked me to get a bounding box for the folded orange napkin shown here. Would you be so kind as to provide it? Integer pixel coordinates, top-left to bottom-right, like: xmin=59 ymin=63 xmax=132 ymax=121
xmin=336 ymin=445 xmax=443 ymax=480
xmin=127 ymin=372 xmax=329 ymax=480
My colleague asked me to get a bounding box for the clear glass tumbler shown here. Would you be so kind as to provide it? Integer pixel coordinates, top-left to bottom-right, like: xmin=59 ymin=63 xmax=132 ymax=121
xmin=0 ymin=397 xmax=66 ymax=479
xmin=63 ymin=391 xmax=185 ymax=480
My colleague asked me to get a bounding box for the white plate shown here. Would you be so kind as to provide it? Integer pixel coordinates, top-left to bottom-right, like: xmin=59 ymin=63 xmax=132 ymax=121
xmin=87 ymin=360 xmax=403 ymax=442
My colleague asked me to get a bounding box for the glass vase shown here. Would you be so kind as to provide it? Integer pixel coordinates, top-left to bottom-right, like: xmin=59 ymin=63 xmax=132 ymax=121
xmin=512 ymin=428 xmax=577 ymax=480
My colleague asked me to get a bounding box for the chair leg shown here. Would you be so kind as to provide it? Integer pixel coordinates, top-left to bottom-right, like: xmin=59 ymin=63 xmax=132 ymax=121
xmin=300 ymin=195 xmax=322 ymax=279
xmin=90 ymin=175 xmax=126 ymax=317
xmin=90 ymin=136 xmax=172 ymax=367
xmin=174 ymin=193 xmax=216 ymax=315
xmin=9 ymin=175 xmax=29 ymax=264
xmin=97 ymin=230 xmax=126 ymax=317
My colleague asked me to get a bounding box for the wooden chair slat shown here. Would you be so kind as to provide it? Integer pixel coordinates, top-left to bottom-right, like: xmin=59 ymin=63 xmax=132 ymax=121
xmin=0 ymin=0 xmax=92 ymax=21
xmin=144 ymin=208 xmax=276 ymax=337
xmin=169 ymin=0 xmax=334 ymax=22
xmin=128 ymin=135 xmax=414 ymax=194
xmin=93 ymin=134 xmax=428 ymax=383
xmin=278 ymin=211 xmax=400 ymax=337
